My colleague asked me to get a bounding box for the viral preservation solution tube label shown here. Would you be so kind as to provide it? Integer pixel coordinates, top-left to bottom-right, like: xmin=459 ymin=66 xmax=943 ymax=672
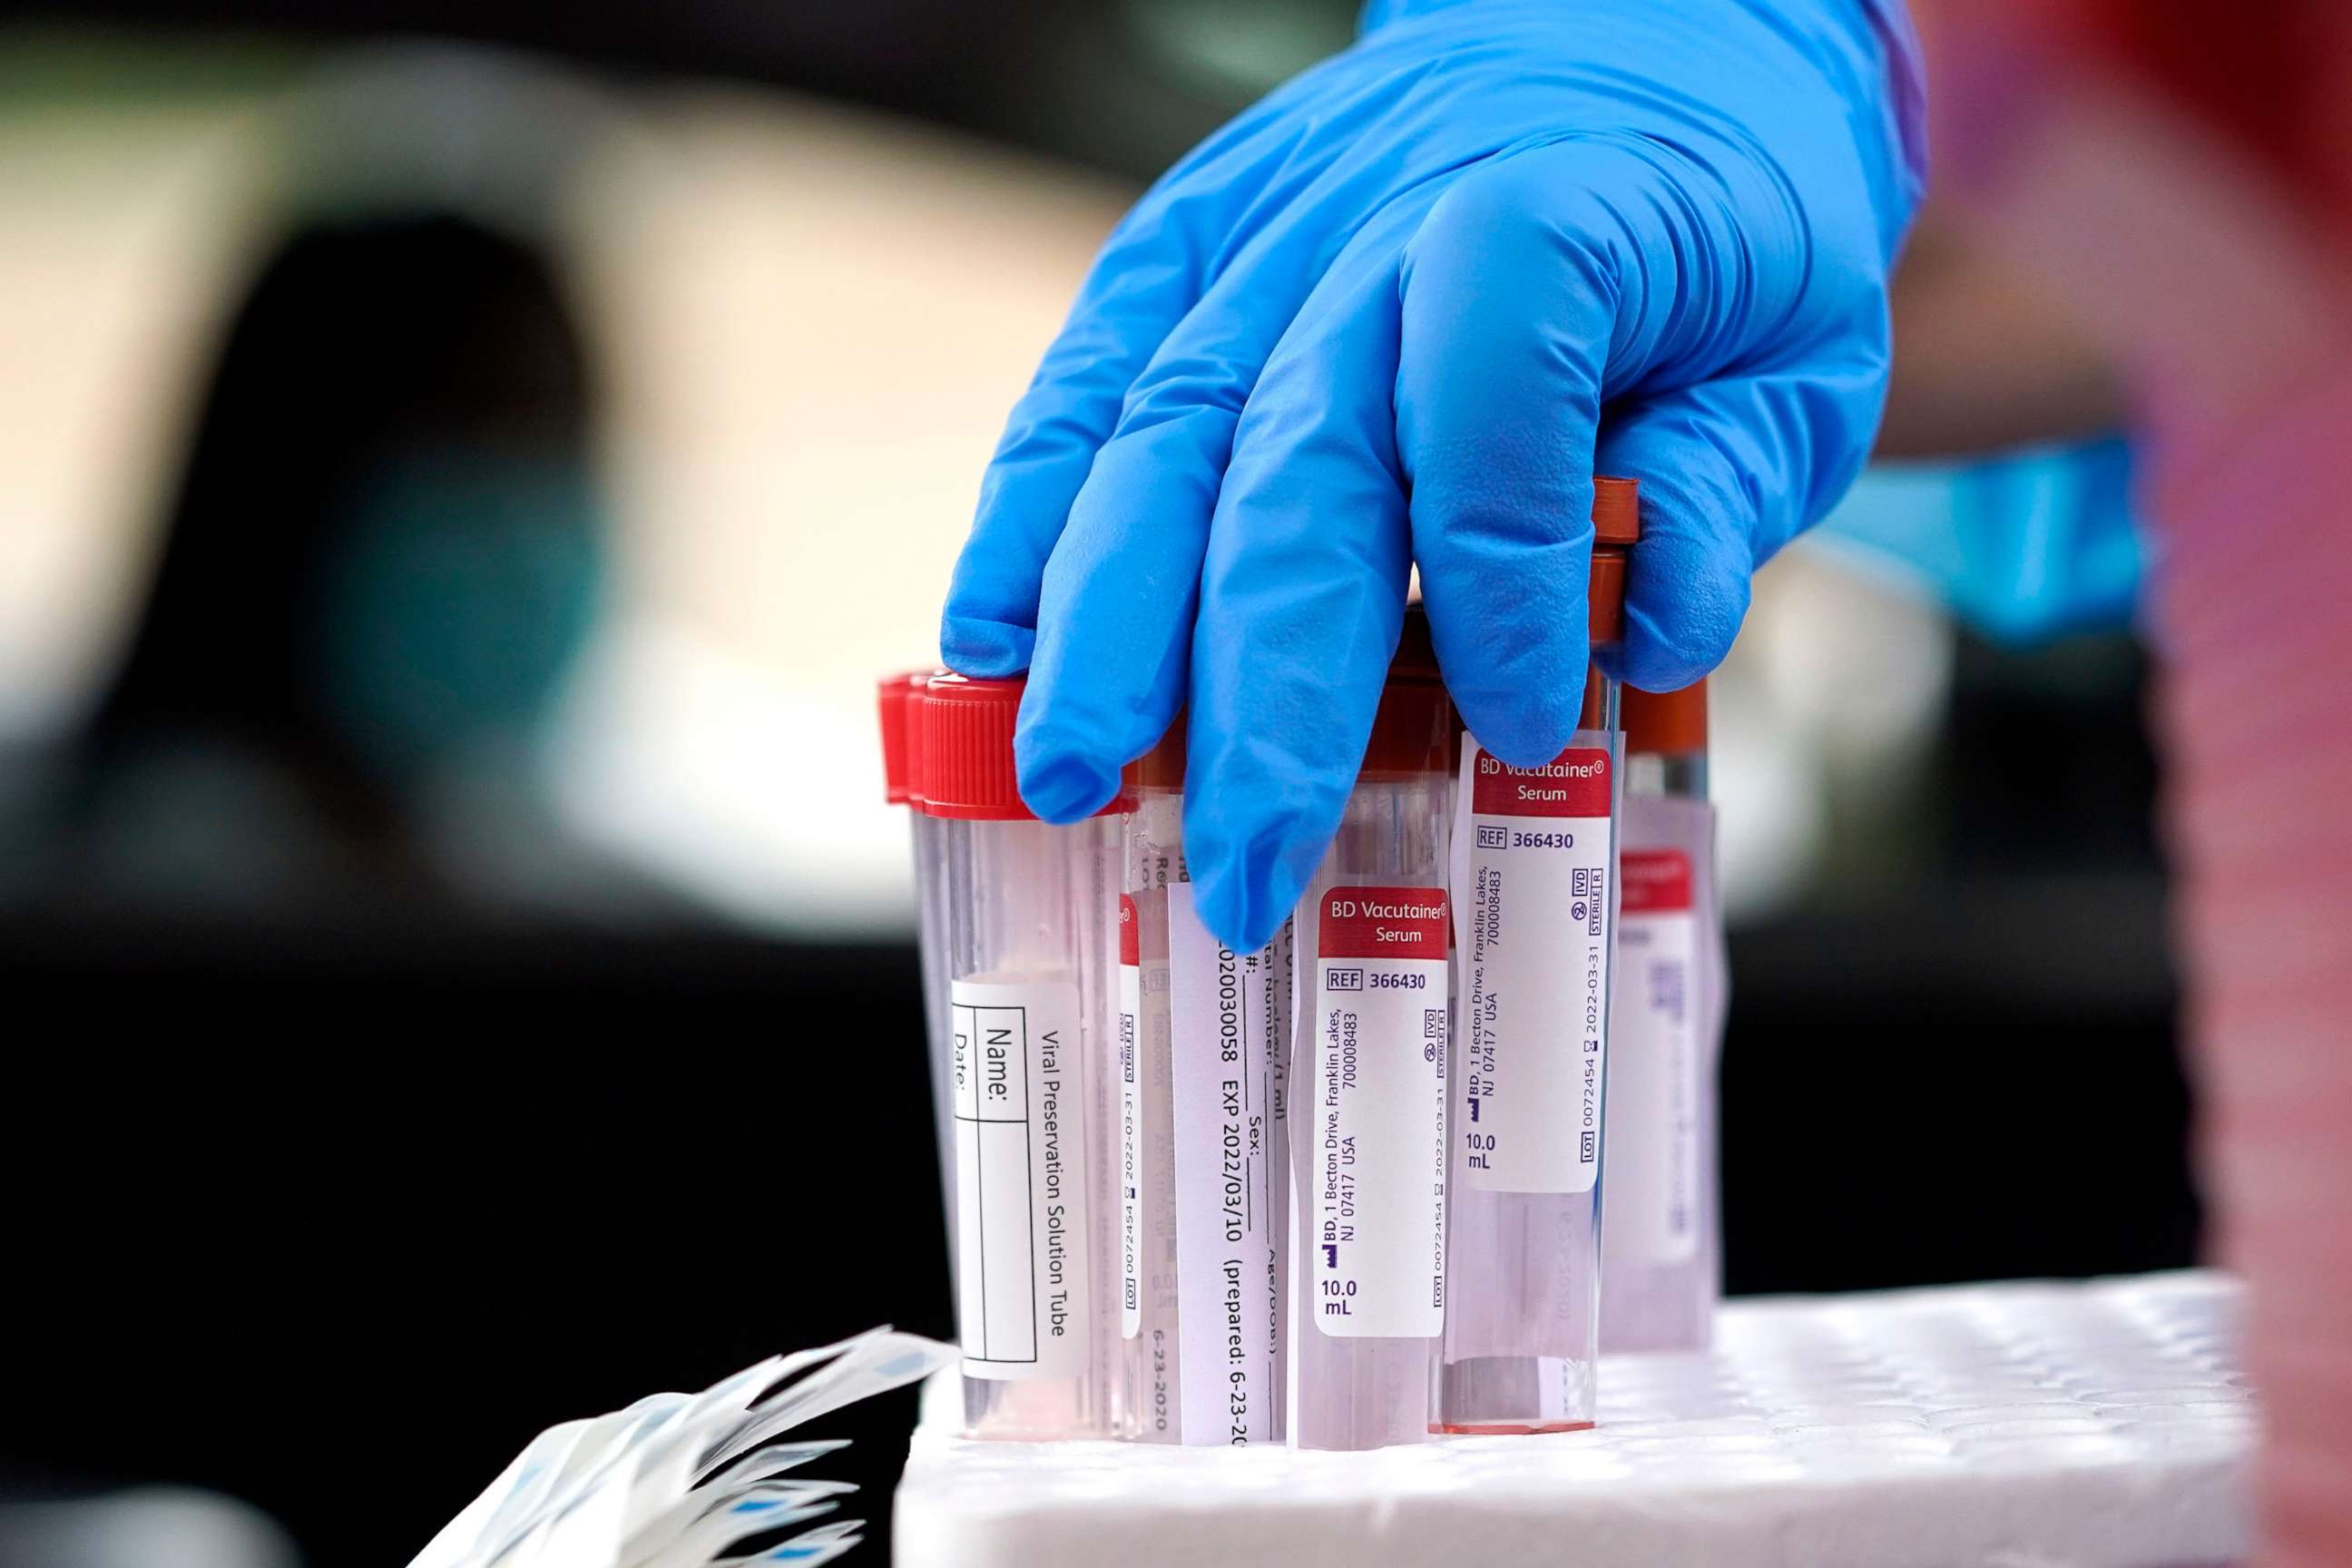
xmin=1167 ymin=883 xmax=1282 ymax=1444
xmin=953 ymin=977 xmax=1093 ymax=1381
xmin=1455 ymin=743 xmax=1615 ymax=1194
xmin=1308 ymin=887 xmax=1449 ymax=1340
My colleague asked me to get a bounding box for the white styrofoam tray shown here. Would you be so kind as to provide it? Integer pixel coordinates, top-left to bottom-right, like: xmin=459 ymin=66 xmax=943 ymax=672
xmin=896 ymin=1271 xmax=2251 ymax=1567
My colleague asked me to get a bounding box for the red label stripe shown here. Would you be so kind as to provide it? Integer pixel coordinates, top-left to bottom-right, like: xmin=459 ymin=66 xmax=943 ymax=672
xmin=1318 ymin=886 xmax=1448 ymax=960
xmin=1470 ymin=745 xmax=1612 ymax=818
xmin=1621 ymin=850 xmax=1694 ymax=915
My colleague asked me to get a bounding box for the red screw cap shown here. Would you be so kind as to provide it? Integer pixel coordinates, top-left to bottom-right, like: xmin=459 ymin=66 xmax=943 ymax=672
xmin=920 ymin=674 xmax=1130 ymax=820
xmin=877 ymin=670 xmax=931 ymax=805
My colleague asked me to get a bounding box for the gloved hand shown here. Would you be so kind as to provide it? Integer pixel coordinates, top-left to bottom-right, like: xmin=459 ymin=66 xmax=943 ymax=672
xmin=943 ymin=0 xmax=1926 ymax=951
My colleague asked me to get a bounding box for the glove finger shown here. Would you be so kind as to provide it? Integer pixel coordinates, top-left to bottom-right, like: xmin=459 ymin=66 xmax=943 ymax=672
xmin=1006 ymin=368 xmax=1217 ymax=819
xmin=1014 ymin=164 xmax=1441 ymax=819
xmin=1396 ymin=148 xmax=1619 ymax=769
xmin=940 ymin=173 xmax=1249 ymax=676
xmin=945 ymin=100 xmax=1420 ymax=680
xmin=1402 ymin=133 xmax=1885 ymax=714
xmin=1595 ymin=345 xmax=1884 ymax=691
xmin=1181 ymin=198 xmax=1432 ymax=953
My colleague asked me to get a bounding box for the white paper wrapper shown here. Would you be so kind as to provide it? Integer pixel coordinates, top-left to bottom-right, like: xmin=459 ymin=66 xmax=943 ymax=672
xmin=408 ymin=1328 xmax=951 ymax=1568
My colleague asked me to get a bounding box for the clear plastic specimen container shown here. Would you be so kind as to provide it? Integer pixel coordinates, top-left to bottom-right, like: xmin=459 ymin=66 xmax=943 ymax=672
xmin=1601 ymin=677 xmax=1724 ymax=1353
xmin=1436 ymin=476 xmax=1640 ymax=1434
xmin=1289 ymin=612 xmax=1457 ymax=1451
xmin=920 ymin=673 xmax=1131 ymax=1439
xmin=1120 ymin=716 xmax=1293 ymax=1446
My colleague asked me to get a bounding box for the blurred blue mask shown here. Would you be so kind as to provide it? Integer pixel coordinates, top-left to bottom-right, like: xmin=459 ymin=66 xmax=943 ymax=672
xmin=310 ymin=450 xmax=605 ymax=776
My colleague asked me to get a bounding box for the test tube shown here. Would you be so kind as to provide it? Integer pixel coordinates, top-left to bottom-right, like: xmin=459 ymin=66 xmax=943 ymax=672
xmin=1289 ymin=612 xmax=1456 ymax=1451
xmin=1121 ymin=716 xmax=1292 ymax=1446
xmin=1600 ymin=678 xmax=1723 ymax=1353
xmin=1436 ymin=477 xmax=1640 ymax=1434
xmin=878 ymin=671 xmax=957 ymax=1282
xmin=1119 ymin=726 xmax=1183 ymax=1441
xmin=919 ymin=673 xmax=1131 ymax=1439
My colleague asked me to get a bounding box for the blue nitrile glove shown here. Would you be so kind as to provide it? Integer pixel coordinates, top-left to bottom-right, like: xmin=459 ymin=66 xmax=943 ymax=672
xmin=942 ymin=0 xmax=1927 ymax=951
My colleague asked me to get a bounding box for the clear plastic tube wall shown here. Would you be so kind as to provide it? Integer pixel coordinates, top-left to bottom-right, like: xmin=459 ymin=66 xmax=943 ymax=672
xmin=919 ymin=674 xmax=1130 ymax=1439
xmin=878 ymin=672 xmax=958 ymax=1284
xmin=1600 ymin=679 xmax=1723 ymax=1354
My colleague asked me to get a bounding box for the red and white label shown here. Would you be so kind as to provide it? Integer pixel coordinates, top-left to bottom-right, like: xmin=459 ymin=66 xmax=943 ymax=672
xmin=1316 ymin=890 xmax=1448 ymax=959
xmin=1118 ymin=895 xmax=1145 ymax=1342
xmin=1117 ymin=887 xmax=1181 ymax=1442
xmin=1622 ymin=849 xmax=1693 ymax=916
xmin=1308 ymin=886 xmax=1448 ymax=1339
xmin=1611 ymin=848 xmax=1700 ymax=1265
xmin=1469 ymin=749 xmax=1612 ymax=818
xmin=1454 ymin=739 xmax=1617 ymax=1194
xmin=1120 ymin=892 xmax=1142 ymax=966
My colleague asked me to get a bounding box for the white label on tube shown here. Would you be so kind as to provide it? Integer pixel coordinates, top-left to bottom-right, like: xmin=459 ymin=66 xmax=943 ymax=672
xmin=1266 ymin=913 xmax=1293 ymax=1437
xmin=1454 ymin=737 xmax=1615 ymax=1194
xmin=1613 ymin=849 xmax=1701 ymax=1265
xmin=1119 ymin=897 xmax=1143 ymax=1340
xmin=1308 ymin=887 xmax=1448 ymax=1339
xmin=1168 ymin=883 xmax=1281 ymax=1444
xmin=1121 ymin=888 xmax=1180 ymax=1436
xmin=1269 ymin=917 xmax=1295 ymax=1141
xmin=951 ymin=976 xmax=1092 ymax=1380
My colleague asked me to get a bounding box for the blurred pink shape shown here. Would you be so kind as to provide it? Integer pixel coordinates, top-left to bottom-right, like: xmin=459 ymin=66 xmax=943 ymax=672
xmin=2155 ymin=371 xmax=2352 ymax=1568
xmin=1922 ymin=5 xmax=2352 ymax=1563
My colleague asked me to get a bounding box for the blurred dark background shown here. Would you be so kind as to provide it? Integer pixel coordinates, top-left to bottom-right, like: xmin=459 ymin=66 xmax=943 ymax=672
xmin=0 ymin=4 xmax=2191 ymax=1566
xmin=22 ymin=0 xmax=1359 ymax=181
